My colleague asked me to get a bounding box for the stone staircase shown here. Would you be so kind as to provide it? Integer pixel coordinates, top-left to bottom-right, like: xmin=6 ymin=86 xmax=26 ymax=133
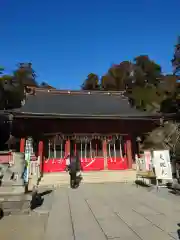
xmin=0 ymin=193 xmax=31 ymax=217
xmin=39 ymin=170 xmax=136 ymax=187
xmin=0 ymin=152 xmax=32 ymax=217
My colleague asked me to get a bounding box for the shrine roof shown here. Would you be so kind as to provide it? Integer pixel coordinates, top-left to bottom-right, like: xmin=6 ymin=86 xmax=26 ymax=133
xmin=11 ymin=89 xmax=161 ymax=120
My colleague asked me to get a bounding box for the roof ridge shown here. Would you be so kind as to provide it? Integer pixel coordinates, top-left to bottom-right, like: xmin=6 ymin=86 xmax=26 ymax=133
xmin=35 ymin=88 xmax=125 ymax=96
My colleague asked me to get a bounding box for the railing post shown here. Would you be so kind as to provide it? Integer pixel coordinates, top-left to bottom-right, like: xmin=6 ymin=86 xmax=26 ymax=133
xmin=20 ymin=138 xmax=25 ymax=153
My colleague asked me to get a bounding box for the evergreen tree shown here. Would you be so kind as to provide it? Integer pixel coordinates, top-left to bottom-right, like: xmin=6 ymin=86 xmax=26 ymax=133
xmin=172 ymin=36 xmax=180 ymax=77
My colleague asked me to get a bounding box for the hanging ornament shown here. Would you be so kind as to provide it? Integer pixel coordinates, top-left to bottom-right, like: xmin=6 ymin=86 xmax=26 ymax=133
xmin=84 ymin=136 xmax=88 ymax=142
xmin=108 ymin=136 xmax=112 ymax=141
xmin=60 ymin=135 xmax=63 ymax=141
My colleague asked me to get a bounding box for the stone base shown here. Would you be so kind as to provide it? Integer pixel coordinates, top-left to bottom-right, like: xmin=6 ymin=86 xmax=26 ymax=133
xmin=0 ymin=193 xmax=32 ymax=216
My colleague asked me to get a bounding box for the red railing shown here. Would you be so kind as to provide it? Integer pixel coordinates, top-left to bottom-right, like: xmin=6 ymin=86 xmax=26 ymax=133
xmin=0 ymin=151 xmax=14 ymax=165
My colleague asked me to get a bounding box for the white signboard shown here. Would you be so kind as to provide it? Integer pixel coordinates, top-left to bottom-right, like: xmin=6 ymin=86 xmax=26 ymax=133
xmin=153 ymin=150 xmax=172 ymax=180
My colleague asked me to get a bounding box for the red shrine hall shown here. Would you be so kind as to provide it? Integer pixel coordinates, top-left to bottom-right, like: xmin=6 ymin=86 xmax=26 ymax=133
xmin=9 ymin=89 xmax=161 ymax=173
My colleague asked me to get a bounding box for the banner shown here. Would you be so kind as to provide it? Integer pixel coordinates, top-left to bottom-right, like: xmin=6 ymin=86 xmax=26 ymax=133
xmin=136 ymin=151 xmax=152 ymax=171
xmin=144 ymin=151 xmax=153 ymax=171
xmin=23 ymin=138 xmax=33 ymax=183
xmin=136 ymin=152 xmax=155 ymax=178
xmin=153 ymin=150 xmax=172 ymax=180
xmin=136 ymin=155 xmax=147 ymax=172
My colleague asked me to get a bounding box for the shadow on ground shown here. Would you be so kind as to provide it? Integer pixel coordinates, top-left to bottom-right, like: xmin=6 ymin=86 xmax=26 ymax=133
xmin=168 ymin=190 xmax=180 ymax=196
xmin=0 ymin=208 xmax=4 ymax=220
xmin=177 ymin=223 xmax=180 ymax=239
xmin=30 ymin=190 xmax=53 ymax=210
xmin=166 ymin=183 xmax=180 ymax=196
xmin=135 ymin=180 xmax=152 ymax=187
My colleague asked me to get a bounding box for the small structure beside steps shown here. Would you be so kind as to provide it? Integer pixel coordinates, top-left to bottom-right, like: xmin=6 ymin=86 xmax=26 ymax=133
xmin=0 ymin=152 xmax=33 ymax=217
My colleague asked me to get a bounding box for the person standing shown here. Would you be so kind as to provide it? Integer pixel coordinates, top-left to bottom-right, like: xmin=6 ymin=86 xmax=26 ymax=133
xmin=68 ymin=152 xmax=82 ymax=188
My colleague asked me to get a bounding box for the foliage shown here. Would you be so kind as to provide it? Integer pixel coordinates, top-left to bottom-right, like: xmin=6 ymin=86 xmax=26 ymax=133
xmin=172 ymin=37 xmax=180 ymax=75
xmin=0 ymin=63 xmax=58 ymax=109
xmin=0 ymin=36 xmax=179 ymax=114
xmin=107 ymin=61 xmax=132 ymax=90
xmin=133 ymin=66 xmax=145 ymax=87
xmin=81 ymin=73 xmax=100 ymax=90
xmin=81 ymin=55 xmax=170 ymax=113
xmin=101 ymin=74 xmax=117 ymax=90
xmin=0 ymin=73 xmax=24 ymax=109
xmin=134 ymin=55 xmax=162 ymax=86
xmin=80 ymin=46 xmax=180 ymax=114
xmin=127 ymin=85 xmax=162 ymax=110
xmin=0 ymin=63 xmax=38 ymax=110
xmin=142 ymin=122 xmax=180 ymax=151
xmin=14 ymin=63 xmax=38 ymax=87
xmin=0 ymin=67 xmax=4 ymax=75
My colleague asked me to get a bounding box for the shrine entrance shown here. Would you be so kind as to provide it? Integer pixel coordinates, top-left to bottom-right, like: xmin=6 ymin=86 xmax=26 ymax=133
xmin=42 ymin=135 xmax=129 ymax=173
xmin=71 ymin=139 xmax=104 ymax=171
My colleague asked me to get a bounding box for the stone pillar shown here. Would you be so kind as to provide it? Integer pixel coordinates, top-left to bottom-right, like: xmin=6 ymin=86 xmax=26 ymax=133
xmin=125 ymin=135 xmax=133 ymax=169
xmin=103 ymin=140 xmax=107 ymax=170
xmin=20 ymin=138 xmax=25 ymax=153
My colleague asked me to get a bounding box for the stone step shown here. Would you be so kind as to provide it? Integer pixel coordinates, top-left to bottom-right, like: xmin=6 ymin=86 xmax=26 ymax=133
xmin=0 ymin=193 xmax=32 ymax=216
xmin=0 ymin=186 xmax=25 ymax=195
xmin=2 ymin=209 xmax=30 ymax=216
xmin=39 ymin=170 xmax=136 ymax=187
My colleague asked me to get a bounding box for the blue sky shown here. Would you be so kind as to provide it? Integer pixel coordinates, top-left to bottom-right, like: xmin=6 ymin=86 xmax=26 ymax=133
xmin=0 ymin=0 xmax=179 ymax=89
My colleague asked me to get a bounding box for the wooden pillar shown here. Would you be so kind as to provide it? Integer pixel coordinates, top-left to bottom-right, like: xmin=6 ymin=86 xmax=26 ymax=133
xmin=38 ymin=141 xmax=44 ymax=176
xmin=65 ymin=140 xmax=70 ymax=157
xmin=103 ymin=139 xmax=107 ymax=170
xmin=125 ymin=135 xmax=133 ymax=169
xmin=20 ymin=138 xmax=25 ymax=153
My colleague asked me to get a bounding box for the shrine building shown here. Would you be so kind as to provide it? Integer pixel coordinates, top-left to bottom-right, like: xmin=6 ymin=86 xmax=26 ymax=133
xmin=4 ymin=89 xmax=163 ymax=173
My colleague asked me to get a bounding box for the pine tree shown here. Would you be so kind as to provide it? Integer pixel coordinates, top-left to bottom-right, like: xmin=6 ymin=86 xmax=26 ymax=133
xmin=172 ymin=36 xmax=180 ymax=76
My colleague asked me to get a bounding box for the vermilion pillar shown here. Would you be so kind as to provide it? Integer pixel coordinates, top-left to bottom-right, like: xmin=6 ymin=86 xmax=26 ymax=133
xmin=38 ymin=141 xmax=44 ymax=176
xmin=125 ymin=135 xmax=133 ymax=169
xmin=20 ymin=138 xmax=25 ymax=153
xmin=103 ymin=140 xmax=107 ymax=170
xmin=65 ymin=140 xmax=70 ymax=157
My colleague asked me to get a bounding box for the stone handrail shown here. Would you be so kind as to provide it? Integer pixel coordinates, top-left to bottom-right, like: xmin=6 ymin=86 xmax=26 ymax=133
xmin=29 ymin=156 xmax=40 ymax=180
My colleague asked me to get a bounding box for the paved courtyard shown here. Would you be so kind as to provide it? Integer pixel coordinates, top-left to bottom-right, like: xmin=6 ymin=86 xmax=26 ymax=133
xmin=1 ymin=183 xmax=180 ymax=239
